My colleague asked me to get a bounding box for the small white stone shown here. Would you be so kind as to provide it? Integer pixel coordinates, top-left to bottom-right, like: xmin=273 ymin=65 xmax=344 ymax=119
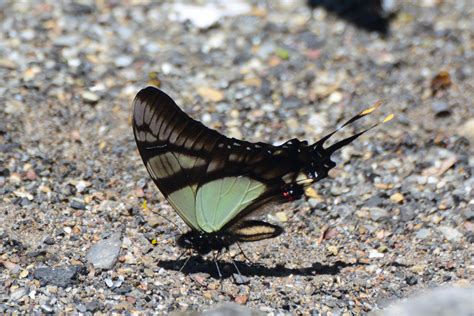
xmin=369 ymin=250 xmax=384 ymax=258
xmin=161 ymin=63 xmax=173 ymax=75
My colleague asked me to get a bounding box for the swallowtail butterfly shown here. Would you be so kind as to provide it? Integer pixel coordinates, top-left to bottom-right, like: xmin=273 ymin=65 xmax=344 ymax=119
xmin=132 ymin=86 xmax=392 ymax=256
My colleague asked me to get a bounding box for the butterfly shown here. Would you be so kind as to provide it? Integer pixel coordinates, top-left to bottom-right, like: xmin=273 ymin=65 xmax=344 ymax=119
xmin=132 ymin=86 xmax=393 ymax=256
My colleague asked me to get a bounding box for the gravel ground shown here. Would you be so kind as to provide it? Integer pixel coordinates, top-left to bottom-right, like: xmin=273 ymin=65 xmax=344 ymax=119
xmin=1 ymin=0 xmax=473 ymax=314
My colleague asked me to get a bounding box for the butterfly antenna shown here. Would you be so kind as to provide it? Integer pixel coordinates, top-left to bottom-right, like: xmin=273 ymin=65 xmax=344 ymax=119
xmin=144 ymin=201 xmax=184 ymax=234
xmin=150 ymin=232 xmax=183 ymax=253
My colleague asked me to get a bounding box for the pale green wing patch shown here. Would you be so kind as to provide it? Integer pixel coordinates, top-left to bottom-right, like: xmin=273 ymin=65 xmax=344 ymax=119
xmin=146 ymin=152 xmax=202 ymax=231
xmin=196 ymin=177 xmax=266 ymax=233
xmin=166 ymin=184 xmax=198 ymax=230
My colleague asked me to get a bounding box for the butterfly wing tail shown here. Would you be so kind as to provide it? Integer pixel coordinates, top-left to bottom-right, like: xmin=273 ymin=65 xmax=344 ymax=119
xmin=309 ymin=102 xmax=394 ymax=180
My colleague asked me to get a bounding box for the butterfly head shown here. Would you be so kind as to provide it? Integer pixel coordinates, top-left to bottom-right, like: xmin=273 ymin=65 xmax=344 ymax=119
xmin=309 ymin=144 xmax=337 ymax=182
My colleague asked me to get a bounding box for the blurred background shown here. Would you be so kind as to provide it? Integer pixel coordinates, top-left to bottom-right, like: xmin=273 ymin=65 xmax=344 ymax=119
xmin=1 ymin=0 xmax=473 ymax=314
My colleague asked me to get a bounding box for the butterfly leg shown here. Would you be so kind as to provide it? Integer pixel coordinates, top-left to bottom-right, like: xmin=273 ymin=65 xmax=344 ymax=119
xmin=231 ymin=258 xmax=242 ymax=276
xmin=230 ymin=253 xmax=249 ymax=284
xmin=212 ymin=251 xmax=223 ymax=278
xmin=237 ymin=242 xmax=254 ymax=264
xmin=178 ymin=250 xmax=191 ymax=273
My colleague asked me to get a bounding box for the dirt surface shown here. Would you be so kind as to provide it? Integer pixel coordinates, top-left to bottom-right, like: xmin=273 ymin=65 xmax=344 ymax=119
xmin=1 ymin=0 xmax=473 ymax=314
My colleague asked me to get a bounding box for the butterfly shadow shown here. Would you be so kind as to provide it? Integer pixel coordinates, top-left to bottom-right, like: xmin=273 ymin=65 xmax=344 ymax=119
xmin=157 ymin=256 xmax=362 ymax=279
xmin=306 ymin=0 xmax=396 ymax=36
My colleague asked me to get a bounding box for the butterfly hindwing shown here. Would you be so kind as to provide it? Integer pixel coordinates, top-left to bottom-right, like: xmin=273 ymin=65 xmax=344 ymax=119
xmin=196 ymin=177 xmax=266 ymax=233
xmin=231 ymin=220 xmax=283 ymax=242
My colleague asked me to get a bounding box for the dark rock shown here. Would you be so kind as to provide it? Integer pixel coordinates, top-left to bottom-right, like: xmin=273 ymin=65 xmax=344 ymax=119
xmin=432 ymin=100 xmax=450 ymax=117
xmin=27 ymin=249 xmax=47 ymax=257
xmin=33 ymin=265 xmax=84 ymax=288
xmin=70 ymin=198 xmax=86 ymax=210
xmin=63 ymin=2 xmax=94 ymax=15
xmin=405 ymin=275 xmax=418 ymax=285
xmin=43 ymin=236 xmax=55 ymax=245
xmin=113 ymin=284 xmax=133 ymax=295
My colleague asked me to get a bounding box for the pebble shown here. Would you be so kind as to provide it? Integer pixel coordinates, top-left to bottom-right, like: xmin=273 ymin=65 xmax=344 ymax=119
xmin=70 ymin=198 xmax=86 ymax=210
xmin=389 ymin=193 xmax=404 ymax=204
xmin=373 ymin=287 xmax=474 ymax=316
xmin=197 ymin=87 xmax=224 ymax=102
xmin=105 ymin=278 xmax=114 ymax=288
xmin=437 ymin=226 xmax=463 ymax=242
xmin=75 ymin=180 xmax=91 ymax=193
xmin=328 ymin=91 xmax=343 ymax=104
xmin=76 ymin=304 xmax=87 ymax=313
xmin=404 ymin=276 xmax=418 ymax=285
xmin=25 ymin=168 xmax=38 ymax=181
xmin=368 ymin=250 xmax=384 ymax=259
xmin=415 ymin=228 xmax=431 ymax=239
xmin=327 ymin=245 xmax=339 ymax=256
xmin=33 ymin=266 xmax=83 ymax=288
xmin=431 ymin=100 xmax=450 ymax=117
xmin=233 ymin=273 xmax=250 ymax=285
xmin=10 ymin=287 xmax=27 ymax=301
xmin=81 ymin=91 xmax=100 ymax=104
xmin=275 ymin=211 xmax=288 ymax=222
xmin=457 ymin=117 xmax=474 ymax=144
xmin=169 ymin=2 xmax=251 ymax=29
xmin=85 ymin=301 xmax=100 ymax=312
xmin=399 ymin=206 xmax=416 ymax=222
xmin=86 ymin=231 xmax=122 ymax=270
xmin=114 ymin=55 xmax=134 ymax=68
xmin=147 ymin=215 xmax=163 ymax=228
xmin=2 ymin=261 xmax=21 ymax=274
xmin=0 ymin=58 xmax=17 ymax=69
xmin=369 ymin=207 xmax=390 ymax=222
